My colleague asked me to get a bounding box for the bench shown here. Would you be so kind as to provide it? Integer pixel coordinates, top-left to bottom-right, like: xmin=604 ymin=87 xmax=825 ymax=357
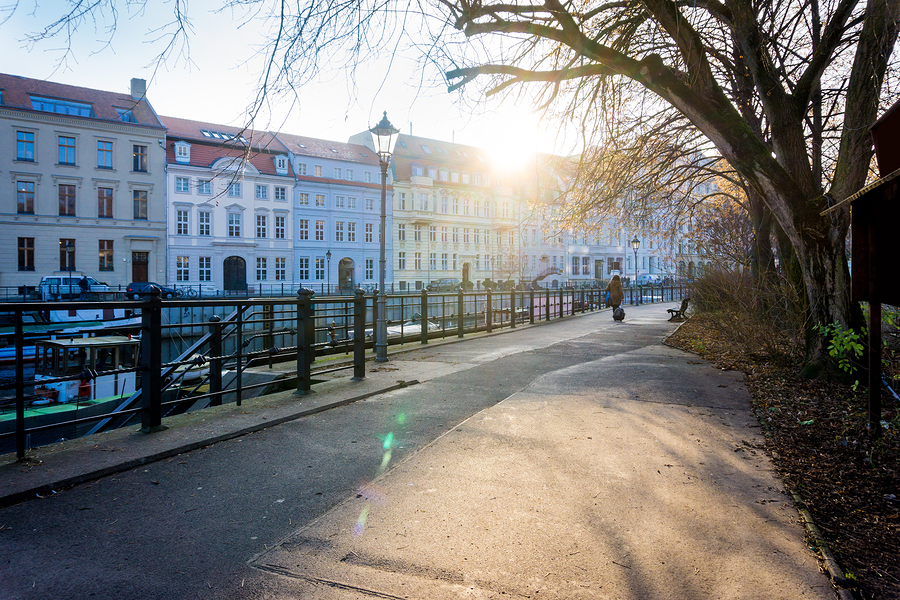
xmin=667 ymin=297 xmax=690 ymax=321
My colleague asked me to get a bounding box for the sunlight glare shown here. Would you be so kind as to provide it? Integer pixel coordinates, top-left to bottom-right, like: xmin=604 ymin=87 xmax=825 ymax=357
xmin=479 ymin=106 xmax=542 ymax=170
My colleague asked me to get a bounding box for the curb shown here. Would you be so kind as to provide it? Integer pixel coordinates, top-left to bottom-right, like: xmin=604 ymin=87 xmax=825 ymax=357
xmin=0 ymin=380 xmax=419 ymax=509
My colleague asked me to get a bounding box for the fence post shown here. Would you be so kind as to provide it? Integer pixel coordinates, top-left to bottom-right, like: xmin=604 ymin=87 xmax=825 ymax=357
xmin=420 ymin=289 xmax=429 ymax=345
xmin=14 ymin=309 xmax=25 ymax=459
xmin=457 ymin=289 xmax=465 ymax=338
xmin=208 ymin=315 xmax=223 ymax=407
xmin=295 ymin=288 xmax=315 ymax=395
xmin=559 ymin=288 xmax=564 ymax=318
xmin=486 ymin=289 xmax=493 ymax=333
xmin=353 ymin=289 xmax=366 ymax=380
xmin=140 ymin=287 xmax=164 ymax=432
xmin=371 ymin=288 xmax=379 ymax=343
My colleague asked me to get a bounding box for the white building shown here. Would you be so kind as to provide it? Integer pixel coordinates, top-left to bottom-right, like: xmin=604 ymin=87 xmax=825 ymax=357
xmin=161 ymin=116 xmax=295 ymax=294
xmin=1 ymin=73 xmax=167 ymax=295
xmin=277 ymin=132 xmax=390 ymax=293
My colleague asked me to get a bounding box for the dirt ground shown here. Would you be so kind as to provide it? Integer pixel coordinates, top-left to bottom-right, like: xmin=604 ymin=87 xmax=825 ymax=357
xmin=665 ymin=313 xmax=900 ymax=600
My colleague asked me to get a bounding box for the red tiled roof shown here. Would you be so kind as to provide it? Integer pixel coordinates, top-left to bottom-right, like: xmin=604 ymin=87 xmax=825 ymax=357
xmin=275 ymin=131 xmax=380 ymax=165
xmin=0 ymin=72 xmax=164 ymax=129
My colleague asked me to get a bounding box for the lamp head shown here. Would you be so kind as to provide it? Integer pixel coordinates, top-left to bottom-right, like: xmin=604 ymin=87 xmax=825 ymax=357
xmin=326 ymin=250 xmax=332 ymax=260
xmin=369 ymin=111 xmax=400 ymax=161
xmin=630 ymin=236 xmax=641 ymax=251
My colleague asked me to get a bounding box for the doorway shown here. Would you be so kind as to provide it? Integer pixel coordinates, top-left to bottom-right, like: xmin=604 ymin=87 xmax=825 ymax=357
xmin=462 ymin=262 xmax=470 ymax=284
xmin=338 ymin=258 xmax=355 ymax=292
xmin=131 ymin=252 xmax=149 ymax=282
xmin=224 ymin=256 xmax=247 ymax=292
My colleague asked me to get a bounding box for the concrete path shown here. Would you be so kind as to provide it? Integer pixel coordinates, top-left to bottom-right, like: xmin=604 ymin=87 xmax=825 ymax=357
xmin=0 ymin=303 xmax=833 ymax=599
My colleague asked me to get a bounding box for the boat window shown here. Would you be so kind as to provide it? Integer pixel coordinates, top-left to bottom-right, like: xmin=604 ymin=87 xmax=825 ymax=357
xmin=66 ymin=348 xmax=87 ymax=375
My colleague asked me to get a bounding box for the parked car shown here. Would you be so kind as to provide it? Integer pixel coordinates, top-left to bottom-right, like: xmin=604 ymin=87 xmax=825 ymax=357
xmin=39 ymin=275 xmax=109 ymax=301
xmin=426 ymin=278 xmax=461 ymax=292
xmin=126 ymin=281 xmax=178 ymax=300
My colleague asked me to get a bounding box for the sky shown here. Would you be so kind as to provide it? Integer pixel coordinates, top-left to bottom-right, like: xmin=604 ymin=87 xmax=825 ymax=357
xmin=1 ymin=1 xmax=579 ymax=165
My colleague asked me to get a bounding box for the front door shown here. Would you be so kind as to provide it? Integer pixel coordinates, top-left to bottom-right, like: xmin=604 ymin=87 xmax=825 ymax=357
xmin=132 ymin=252 xmax=149 ymax=282
xmin=224 ymin=256 xmax=247 ymax=292
xmin=338 ymin=258 xmax=355 ymax=292
xmin=462 ymin=263 xmax=470 ymax=284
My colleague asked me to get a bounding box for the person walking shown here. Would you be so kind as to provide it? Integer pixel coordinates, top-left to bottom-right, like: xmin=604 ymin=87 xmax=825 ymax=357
xmin=605 ymin=274 xmax=625 ymax=321
xmin=78 ymin=276 xmax=90 ymax=300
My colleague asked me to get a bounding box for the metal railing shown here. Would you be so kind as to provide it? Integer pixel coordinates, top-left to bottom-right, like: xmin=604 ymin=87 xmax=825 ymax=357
xmin=0 ymin=284 xmax=685 ymax=458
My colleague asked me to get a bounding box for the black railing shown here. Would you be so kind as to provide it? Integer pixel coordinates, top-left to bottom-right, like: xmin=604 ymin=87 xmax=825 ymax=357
xmin=0 ymin=285 xmax=685 ymax=458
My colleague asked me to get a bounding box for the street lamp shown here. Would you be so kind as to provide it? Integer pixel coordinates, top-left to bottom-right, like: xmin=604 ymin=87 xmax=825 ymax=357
xmin=326 ymin=249 xmax=332 ymax=295
xmin=370 ymin=111 xmax=400 ymax=362
xmin=630 ymin=235 xmax=640 ymax=303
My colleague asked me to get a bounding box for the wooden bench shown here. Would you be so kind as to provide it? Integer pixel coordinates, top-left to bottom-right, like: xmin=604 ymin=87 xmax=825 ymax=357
xmin=667 ymin=297 xmax=690 ymax=321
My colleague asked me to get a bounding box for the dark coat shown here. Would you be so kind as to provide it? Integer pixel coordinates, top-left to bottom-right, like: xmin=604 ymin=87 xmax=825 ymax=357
xmin=605 ymin=276 xmax=624 ymax=306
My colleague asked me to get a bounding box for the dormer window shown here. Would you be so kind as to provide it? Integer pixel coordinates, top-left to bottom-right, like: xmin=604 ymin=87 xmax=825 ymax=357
xmin=274 ymin=154 xmax=289 ymax=175
xmin=174 ymin=141 xmax=191 ymax=164
xmin=117 ymin=109 xmax=137 ymax=123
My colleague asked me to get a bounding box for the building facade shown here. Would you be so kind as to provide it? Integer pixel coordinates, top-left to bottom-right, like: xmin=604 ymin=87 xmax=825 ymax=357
xmin=162 ymin=116 xmax=295 ymax=293
xmin=1 ymin=74 xmax=167 ymax=295
xmin=279 ymin=133 xmax=390 ymax=292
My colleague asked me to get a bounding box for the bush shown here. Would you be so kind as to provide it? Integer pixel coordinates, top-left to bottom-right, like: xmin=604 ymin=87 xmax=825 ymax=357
xmin=688 ymin=265 xmax=806 ymax=362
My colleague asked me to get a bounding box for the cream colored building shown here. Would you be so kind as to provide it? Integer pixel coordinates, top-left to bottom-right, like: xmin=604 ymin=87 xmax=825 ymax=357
xmin=1 ymin=73 xmax=167 ymax=296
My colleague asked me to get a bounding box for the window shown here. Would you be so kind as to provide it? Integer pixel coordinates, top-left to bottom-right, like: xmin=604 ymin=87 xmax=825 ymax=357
xmin=474 ymin=230 xmax=480 ymax=245
xmin=336 ymin=196 xmax=345 ymax=208
xmin=177 ymin=210 xmax=190 ymax=235
xmin=58 ymin=136 xmax=76 ymax=165
xmin=315 ymin=220 xmax=324 ymax=241
xmin=412 ymin=165 xmax=424 ymax=176
xmin=415 ymin=252 xmax=422 ymax=269
xmin=441 ymin=197 xmax=448 ymax=214
xmin=414 ymin=226 xmax=422 ymax=242
xmin=59 ymin=184 xmax=76 ymax=216
xmin=335 ymin=221 xmax=344 ymax=242
xmin=429 ymin=226 xmax=436 ymax=242
xmin=428 ymin=167 xmax=437 ymax=179
xmin=17 ymin=181 xmax=34 ymax=214
xmin=399 ymin=193 xmax=406 ymax=210
xmin=398 ymin=224 xmax=406 ymax=241
xmin=441 ymin=227 xmax=448 ymax=242
xmin=199 ymin=211 xmax=211 ymax=236
xmin=348 ymin=222 xmax=356 ymax=242
xmin=297 ymin=163 xmax=307 ymax=176
xmin=256 ymin=185 xmax=268 ymax=200
xmin=133 ymin=145 xmax=148 ymax=172
xmin=452 ymin=197 xmax=459 ymax=214
xmin=366 ymin=258 xmax=374 ymax=279
xmin=133 ymin=190 xmax=148 ymax=220
xmin=582 ymin=256 xmax=590 ymax=274
xmin=299 ymin=219 xmax=309 ymax=240
xmin=18 ymin=238 xmax=34 ymax=271
xmin=175 ymin=142 xmax=190 ymax=163
xmin=365 ymin=172 xmax=372 ymax=183
xmin=334 ymin=167 xmax=342 ymax=179
xmin=572 ymin=257 xmax=580 ymax=275
xmin=199 ymin=257 xmax=211 ymax=281
xmin=17 ymin=131 xmax=35 ymax=161
xmin=441 ymin=253 xmax=448 ymax=270
xmin=430 ymin=253 xmax=437 ymax=270
xmin=256 ymin=214 xmax=267 ymax=238
xmin=398 ymin=252 xmax=406 ymax=270
xmin=59 ymin=239 xmax=76 ymax=271
xmin=348 ymin=197 xmax=357 ymax=210
xmin=228 ymin=182 xmax=241 ymax=197
xmin=346 ymin=169 xmax=354 ymax=181
xmin=314 ymin=165 xmax=322 ymax=177
xmin=177 ymin=256 xmax=190 ymax=281
xmin=198 ymin=180 xmax=212 ymax=195
xmin=97 ymin=141 xmax=113 ymax=169
xmin=32 ymin=95 xmax=94 ymax=117
xmin=462 ymin=173 xmax=470 ymax=184
xmin=452 ymin=254 xmax=457 ymax=270
xmin=315 ymin=258 xmax=325 ymax=280
xmin=298 ymin=193 xmax=309 ymax=205
xmin=256 ymin=257 xmax=267 ymax=281
xmin=365 ymin=223 xmax=373 ymax=242
xmin=275 ymin=156 xmax=288 ymax=174
xmin=117 ymin=109 xmax=136 ymax=123
xmin=366 ymin=198 xmax=374 ymax=211
xmin=453 ymin=228 xmax=459 ymax=243
xmin=451 ymin=171 xmax=459 ymax=183
xmin=175 ymin=177 xmax=190 ymax=193
xmin=420 ymin=194 xmax=429 ymax=210
xmin=275 ymin=257 xmax=286 ymax=280
xmin=275 ymin=186 xmax=286 ymax=201
xmin=275 ymin=215 xmax=285 ymax=239
xmin=475 ymin=254 xmax=480 ymax=270
xmin=299 ymin=257 xmax=310 ymax=280
xmin=315 ymin=194 xmax=325 ymax=207
xmin=228 ymin=213 xmax=241 ymax=237
xmin=464 ymin=228 xmax=470 ymax=243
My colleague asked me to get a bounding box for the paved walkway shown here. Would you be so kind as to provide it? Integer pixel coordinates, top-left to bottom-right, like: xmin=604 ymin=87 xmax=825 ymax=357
xmin=0 ymin=302 xmax=834 ymax=599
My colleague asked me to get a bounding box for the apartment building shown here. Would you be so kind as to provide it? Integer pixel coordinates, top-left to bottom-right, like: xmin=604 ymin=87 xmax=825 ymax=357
xmin=1 ymin=73 xmax=167 ymax=294
xmin=161 ymin=116 xmax=295 ymax=293
xmin=277 ymin=132 xmax=389 ymax=292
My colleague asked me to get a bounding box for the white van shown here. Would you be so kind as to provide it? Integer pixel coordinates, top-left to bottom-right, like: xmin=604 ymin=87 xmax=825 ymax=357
xmin=636 ymin=274 xmax=661 ymax=285
xmin=39 ymin=275 xmax=110 ymax=301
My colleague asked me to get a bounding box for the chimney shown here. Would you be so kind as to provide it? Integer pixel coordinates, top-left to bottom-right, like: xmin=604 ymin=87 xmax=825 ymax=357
xmin=130 ymin=78 xmax=146 ymax=100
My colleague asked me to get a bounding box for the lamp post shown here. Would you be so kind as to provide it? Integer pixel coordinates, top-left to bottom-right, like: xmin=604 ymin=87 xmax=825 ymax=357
xmin=370 ymin=111 xmax=399 ymax=362
xmin=630 ymin=235 xmax=640 ymax=303
xmin=326 ymin=249 xmax=332 ymax=295
xmin=65 ymin=242 xmax=75 ymax=276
